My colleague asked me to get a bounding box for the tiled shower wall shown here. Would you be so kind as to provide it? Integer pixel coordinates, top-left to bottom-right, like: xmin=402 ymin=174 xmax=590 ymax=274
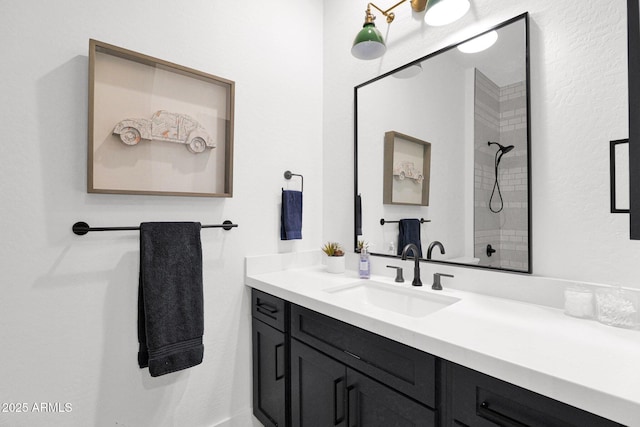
xmin=474 ymin=70 xmax=528 ymax=270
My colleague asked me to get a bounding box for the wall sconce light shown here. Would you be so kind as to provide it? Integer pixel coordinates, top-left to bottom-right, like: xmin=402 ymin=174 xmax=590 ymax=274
xmin=352 ymin=0 xmax=471 ymax=60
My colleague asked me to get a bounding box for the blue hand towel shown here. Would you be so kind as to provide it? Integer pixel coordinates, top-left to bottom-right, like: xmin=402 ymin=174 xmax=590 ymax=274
xmin=281 ymin=190 xmax=302 ymax=240
xmin=397 ymin=219 xmax=422 ymax=257
xmin=138 ymin=222 xmax=204 ymax=377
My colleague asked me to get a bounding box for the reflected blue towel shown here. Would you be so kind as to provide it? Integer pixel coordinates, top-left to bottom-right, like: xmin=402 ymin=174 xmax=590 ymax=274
xmin=281 ymin=190 xmax=302 ymax=240
xmin=397 ymin=219 xmax=422 ymax=257
xmin=355 ymin=194 xmax=362 ymax=236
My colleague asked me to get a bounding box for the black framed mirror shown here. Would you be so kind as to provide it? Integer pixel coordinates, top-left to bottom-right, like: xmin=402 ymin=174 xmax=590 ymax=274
xmin=354 ymin=13 xmax=531 ymax=273
xmin=628 ymin=0 xmax=640 ymax=239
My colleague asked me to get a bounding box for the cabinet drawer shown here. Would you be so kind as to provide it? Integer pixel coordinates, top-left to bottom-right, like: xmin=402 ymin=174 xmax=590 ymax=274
xmin=291 ymin=304 xmax=436 ymax=407
xmin=446 ymin=361 xmax=624 ymax=427
xmin=252 ymin=288 xmax=287 ymax=332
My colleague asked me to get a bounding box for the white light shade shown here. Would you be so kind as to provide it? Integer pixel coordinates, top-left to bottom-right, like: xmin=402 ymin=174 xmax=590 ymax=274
xmin=352 ymin=40 xmax=387 ymax=60
xmin=424 ymin=0 xmax=470 ymax=26
xmin=457 ymin=30 xmax=498 ymax=53
xmin=392 ymin=63 xmax=423 ymax=79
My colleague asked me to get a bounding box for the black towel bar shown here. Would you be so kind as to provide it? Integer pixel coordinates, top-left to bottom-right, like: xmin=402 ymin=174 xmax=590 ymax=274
xmin=380 ymin=218 xmax=430 ymax=225
xmin=72 ymin=220 xmax=238 ymax=236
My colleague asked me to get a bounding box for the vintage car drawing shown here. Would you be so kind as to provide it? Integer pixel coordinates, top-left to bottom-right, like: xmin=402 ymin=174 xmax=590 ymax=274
xmin=113 ymin=110 xmax=215 ymax=154
xmin=393 ymin=161 xmax=424 ymax=184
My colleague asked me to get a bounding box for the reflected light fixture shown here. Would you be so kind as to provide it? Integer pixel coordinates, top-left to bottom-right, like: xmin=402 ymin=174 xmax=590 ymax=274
xmin=457 ymin=30 xmax=498 ymax=53
xmin=392 ymin=63 xmax=423 ymax=78
xmin=352 ymin=0 xmax=470 ymax=60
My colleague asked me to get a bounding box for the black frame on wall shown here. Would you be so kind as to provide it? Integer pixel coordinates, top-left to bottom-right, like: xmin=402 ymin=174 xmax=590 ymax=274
xmin=610 ymin=139 xmax=630 ymax=213
xmin=628 ymin=0 xmax=640 ymax=238
xmin=353 ymin=13 xmax=532 ymax=273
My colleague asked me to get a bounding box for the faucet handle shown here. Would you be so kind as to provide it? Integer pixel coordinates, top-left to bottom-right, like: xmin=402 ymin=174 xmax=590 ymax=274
xmin=432 ymin=273 xmax=454 ymax=290
xmin=386 ymin=265 xmax=404 ymax=283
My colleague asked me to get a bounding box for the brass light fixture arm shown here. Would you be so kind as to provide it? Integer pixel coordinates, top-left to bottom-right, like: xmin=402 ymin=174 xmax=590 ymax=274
xmin=367 ymin=0 xmax=428 ymax=24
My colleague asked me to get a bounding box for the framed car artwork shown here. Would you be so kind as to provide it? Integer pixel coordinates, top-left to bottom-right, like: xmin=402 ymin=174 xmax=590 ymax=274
xmin=113 ymin=110 xmax=216 ymax=154
xmin=88 ymin=39 xmax=235 ymax=197
xmin=383 ymin=131 xmax=431 ymax=206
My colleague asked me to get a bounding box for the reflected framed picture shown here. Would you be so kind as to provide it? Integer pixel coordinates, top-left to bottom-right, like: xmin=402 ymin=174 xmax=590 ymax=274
xmin=383 ymin=131 xmax=431 ymax=206
xmin=88 ymin=39 xmax=235 ymax=197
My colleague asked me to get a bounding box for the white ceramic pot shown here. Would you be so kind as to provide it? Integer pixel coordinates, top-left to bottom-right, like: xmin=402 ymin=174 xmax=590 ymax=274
xmin=325 ymin=256 xmax=346 ymax=274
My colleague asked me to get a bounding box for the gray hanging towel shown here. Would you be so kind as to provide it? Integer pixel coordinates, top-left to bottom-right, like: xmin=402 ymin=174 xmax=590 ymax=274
xmin=138 ymin=222 xmax=204 ymax=377
xmin=397 ymin=219 xmax=422 ymax=257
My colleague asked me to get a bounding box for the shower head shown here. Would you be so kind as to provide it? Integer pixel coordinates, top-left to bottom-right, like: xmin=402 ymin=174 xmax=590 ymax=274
xmin=487 ymin=141 xmax=515 ymax=154
xmin=487 ymin=142 xmax=515 ymax=213
xmin=501 ymin=144 xmax=515 ymax=154
xmin=488 ymin=141 xmax=514 ymax=167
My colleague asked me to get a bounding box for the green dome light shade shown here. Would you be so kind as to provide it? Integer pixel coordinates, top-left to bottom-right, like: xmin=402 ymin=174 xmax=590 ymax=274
xmin=424 ymin=0 xmax=470 ymax=26
xmin=352 ymin=22 xmax=387 ymax=60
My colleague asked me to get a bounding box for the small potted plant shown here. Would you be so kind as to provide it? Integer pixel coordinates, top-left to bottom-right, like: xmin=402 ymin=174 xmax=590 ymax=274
xmin=322 ymin=242 xmax=345 ymax=274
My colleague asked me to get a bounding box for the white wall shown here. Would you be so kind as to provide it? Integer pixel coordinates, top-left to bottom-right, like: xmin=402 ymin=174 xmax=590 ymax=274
xmin=0 ymin=1 xmax=635 ymax=425
xmin=0 ymin=1 xmax=323 ymax=426
xmin=323 ymin=0 xmax=639 ymax=289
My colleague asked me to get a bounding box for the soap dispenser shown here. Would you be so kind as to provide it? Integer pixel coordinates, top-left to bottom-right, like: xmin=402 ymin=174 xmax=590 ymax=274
xmin=359 ymin=247 xmax=371 ymax=279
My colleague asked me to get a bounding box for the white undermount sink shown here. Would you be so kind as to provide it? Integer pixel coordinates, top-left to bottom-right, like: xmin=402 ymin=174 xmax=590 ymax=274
xmin=325 ymin=280 xmax=460 ymax=318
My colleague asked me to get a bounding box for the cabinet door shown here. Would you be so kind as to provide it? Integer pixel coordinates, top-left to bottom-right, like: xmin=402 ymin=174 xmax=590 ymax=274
xmin=291 ymin=304 xmax=436 ymax=406
xmin=445 ymin=361 xmax=624 ymax=427
xmin=253 ymin=318 xmax=287 ymax=427
xmin=291 ymin=339 xmax=347 ymax=427
xmin=346 ymin=368 xmax=436 ymax=427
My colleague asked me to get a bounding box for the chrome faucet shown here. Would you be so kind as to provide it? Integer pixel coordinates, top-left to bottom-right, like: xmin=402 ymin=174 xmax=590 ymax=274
xmin=401 ymin=243 xmax=422 ymax=287
xmin=427 ymin=241 xmax=445 ymax=260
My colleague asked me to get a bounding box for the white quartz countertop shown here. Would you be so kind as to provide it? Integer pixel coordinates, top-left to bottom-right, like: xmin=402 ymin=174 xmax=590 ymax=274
xmin=246 ymin=265 xmax=640 ymax=426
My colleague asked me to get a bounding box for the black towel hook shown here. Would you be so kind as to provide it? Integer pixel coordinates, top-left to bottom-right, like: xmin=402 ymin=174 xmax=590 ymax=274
xmin=284 ymin=170 xmax=303 ymax=192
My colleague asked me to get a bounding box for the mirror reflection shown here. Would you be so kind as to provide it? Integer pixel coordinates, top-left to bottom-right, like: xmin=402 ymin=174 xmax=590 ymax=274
xmin=355 ymin=14 xmax=531 ymax=273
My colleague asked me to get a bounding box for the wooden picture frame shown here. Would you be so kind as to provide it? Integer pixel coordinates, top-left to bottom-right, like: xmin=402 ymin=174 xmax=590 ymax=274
xmin=88 ymin=39 xmax=235 ymax=197
xmin=383 ymin=131 xmax=431 ymax=206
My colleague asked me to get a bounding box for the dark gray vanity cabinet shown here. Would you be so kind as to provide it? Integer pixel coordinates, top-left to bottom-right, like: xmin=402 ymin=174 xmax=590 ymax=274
xmin=443 ymin=362 xmax=624 ymax=427
xmin=253 ymin=291 xmax=437 ymax=427
xmin=290 ymin=337 xmax=436 ymax=427
xmin=252 ymin=289 xmax=289 ymax=427
xmin=290 ymin=304 xmax=437 ymax=426
xmin=251 ymin=288 xmax=623 ymax=427
xmin=290 ymin=304 xmax=437 ymax=408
